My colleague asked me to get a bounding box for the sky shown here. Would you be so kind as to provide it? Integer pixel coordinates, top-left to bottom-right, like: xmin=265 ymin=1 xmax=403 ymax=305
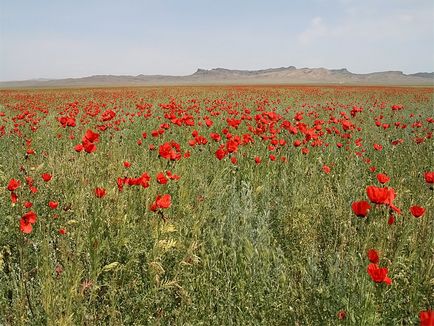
xmin=0 ymin=0 xmax=433 ymax=81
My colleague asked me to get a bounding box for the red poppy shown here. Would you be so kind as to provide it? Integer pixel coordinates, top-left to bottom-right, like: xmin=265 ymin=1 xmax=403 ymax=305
xmin=24 ymin=201 xmax=33 ymax=208
xmin=123 ymin=161 xmax=131 ymax=168
xmin=366 ymin=186 xmax=389 ymax=204
xmin=215 ymin=148 xmax=226 ymax=160
xmin=166 ymin=170 xmax=180 ymax=180
xmin=424 ymin=171 xmax=434 ymax=184
xmin=156 ymin=194 xmax=171 ymax=209
xmin=376 ymin=173 xmax=390 ymax=184
xmin=365 ymin=186 xmax=401 ymax=213
xmin=20 ymin=218 xmax=33 ymax=234
xmin=337 ymin=310 xmax=346 ymax=320
xmin=156 ymin=172 xmax=168 ymax=185
xmin=151 ymin=194 xmax=172 ymax=211
xmin=254 ymin=156 xmax=261 ymax=164
xmin=322 ymin=165 xmax=331 ymax=174
xmin=83 ymin=129 xmax=100 ymax=143
xmin=159 ymin=141 xmax=182 ymax=160
xmin=42 ymin=173 xmax=52 ymax=182
xmin=11 ymin=192 xmax=18 ymax=203
xmin=367 ymin=263 xmax=392 ymax=285
xmin=7 ymin=178 xmax=20 ymax=191
xmin=48 ymin=201 xmax=59 ymax=209
xmin=351 ymin=201 xmax=371 ymax=217
xmin=388 ymin=214 xmax=395 ymax=225
xmin=74 ymin=144 xmax=84 ymax=152
xmin=373 ymin=143 xmax=383 ymax=151
xmin=25 ymin=176 xmax=34 ymax=187
xmin=58 ymin=228 xmax=66 ymax=235
xmin=95 ymin=187 xmax=106 ymax=198
xmin=367 ymin=249 xmax=379 ymax=264
xmin=419 ymin=310 xmax=434 ymax=326
xmin=410 ymin=205 xmax=425 ymax=218
xmin=19 ymin=211 xmax=37 ymax=234
xmin=82 ymin=139 xmax=97 ymax=153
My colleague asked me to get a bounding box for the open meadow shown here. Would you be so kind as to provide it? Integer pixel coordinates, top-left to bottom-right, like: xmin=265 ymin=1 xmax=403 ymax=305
xmin=0 ymin=85 xmax=433 ymax=325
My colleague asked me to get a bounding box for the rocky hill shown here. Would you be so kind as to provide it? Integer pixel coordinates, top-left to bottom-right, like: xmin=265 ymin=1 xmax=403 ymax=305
xmin=1 ymin=66 xmax=432 ymax=88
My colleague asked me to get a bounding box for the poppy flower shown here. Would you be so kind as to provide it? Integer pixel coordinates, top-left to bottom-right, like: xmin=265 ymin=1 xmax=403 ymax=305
xmin=367 ymin=263 xmax=392 ymax=285
xmin=58 ymin=228 xmax=66 ymax=235
xmin=74 ymin=144 xmax=84 ymax=152
xmin=215 ymin=148 xmax=226 ymax=160
xmin=151 ymin=194 xmax=172 ymax=211
xmin=322 ymin=165 xmax=331 ymax=174
xmin=367 ymin=249 xmax=379 ymax=264
xmin=410 ymin=205 xmax=425 ymax=218
xmin=351 ymin=201 xmax=371 ymax=217
xmin=95 ymin=187 xmax=106 ymax=198
xmin=373 ymin=143 xmax=383 ymax=151
xmin=419 ymin=310 xmax=434 ymax=326
xmin=20 ymin=218 xmax=33 ymax=234
xmin=24 ymin=201 xmax=33 ymax=208
xmin=424 ymin=171 xmax=434 ymax=184
xmin=48 ymin=201 xmax=59 ymax=209
xmin=388 ymin=214 xmax=395 ymax=225
xmin=337 ymin=310 xmax=346 ymax=320
xmin=82 ymin=139 xmax=97 ymax=153
xmin=7 ymin=178 xmax=20 ymax=191
xmin=366 ymin=186 xmax=389 ymax=204
xmin=254 ymin=156 xmax=261 ymax=164
xmin=11 ymin=192 xmax=18 ymax=203
xmin=376 ymin=173 xmax=390 ymax=184
xmin=123 ymin=161 xmax=131 ymax=168
xmin=166 ymin=170 xmax=180 ymax=180
xmin=20 ymin=211 xmax=37 ymax=234
xmin=156 ymin=194 xmax=171 ymax=209
xmin=159 ymin=141 xmax=182 ymax=160
xmin=41 ymin=173 xmax=52 ymax=182
xmin=83 ymin=129 xmax=99 ymax=143
xmin=156 ymin=172 xmax=168 ymax=185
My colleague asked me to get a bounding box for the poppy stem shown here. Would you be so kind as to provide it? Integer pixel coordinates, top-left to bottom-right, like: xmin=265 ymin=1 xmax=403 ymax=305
xmin=158 ymin=210 xmax=167 ymax=222
xmin=19 ymin=241 xmax=35 ymax=319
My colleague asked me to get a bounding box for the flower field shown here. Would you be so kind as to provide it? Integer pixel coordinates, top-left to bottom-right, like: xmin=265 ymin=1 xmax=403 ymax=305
xmin=0 ymin=85 xmax=433 ymax=324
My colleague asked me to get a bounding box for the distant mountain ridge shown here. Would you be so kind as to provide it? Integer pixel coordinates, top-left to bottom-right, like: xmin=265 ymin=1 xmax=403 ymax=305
xmin=1 ymin=66 xmax=433 ymax=88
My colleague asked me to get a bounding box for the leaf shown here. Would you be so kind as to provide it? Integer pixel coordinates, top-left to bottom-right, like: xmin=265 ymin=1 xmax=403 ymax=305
xmin=157 ymin=239 xmax=177 ymax=252
xmin=160 ymin=223 xmax=177 ymax=234
xmin=101 ymin=262 xmax=121 ymax=273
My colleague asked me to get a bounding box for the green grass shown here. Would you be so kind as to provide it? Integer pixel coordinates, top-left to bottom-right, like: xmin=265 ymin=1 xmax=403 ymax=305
xmin=0 ymin=86 xmax=433 ymax=325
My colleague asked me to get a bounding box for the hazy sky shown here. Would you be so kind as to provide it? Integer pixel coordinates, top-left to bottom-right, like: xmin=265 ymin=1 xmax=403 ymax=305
xmin=1 ymin=0 xmax=433 ymax=81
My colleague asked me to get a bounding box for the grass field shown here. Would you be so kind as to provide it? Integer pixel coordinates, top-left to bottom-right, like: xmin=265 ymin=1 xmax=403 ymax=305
xmin=0 ymin=85 xmax=433 ymax=325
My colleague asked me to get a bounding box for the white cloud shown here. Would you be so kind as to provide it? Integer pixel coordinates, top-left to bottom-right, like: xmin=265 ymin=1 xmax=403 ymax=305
xmin=298 ymin=17 xmax=328 ymax=45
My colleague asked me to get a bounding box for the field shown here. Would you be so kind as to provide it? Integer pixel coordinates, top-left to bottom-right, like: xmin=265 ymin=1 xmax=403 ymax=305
xmin=0 ymin=85 xmax=433 ymax=325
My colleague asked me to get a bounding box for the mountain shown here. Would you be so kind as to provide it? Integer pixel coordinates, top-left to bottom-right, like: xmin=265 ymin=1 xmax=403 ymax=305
xmin=1 ymin=66 xmax=433 ymax=88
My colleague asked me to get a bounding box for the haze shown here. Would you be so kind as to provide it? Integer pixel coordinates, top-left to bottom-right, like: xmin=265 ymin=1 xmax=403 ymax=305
xmin=0 ymin=0 xmax=433 ymax=81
